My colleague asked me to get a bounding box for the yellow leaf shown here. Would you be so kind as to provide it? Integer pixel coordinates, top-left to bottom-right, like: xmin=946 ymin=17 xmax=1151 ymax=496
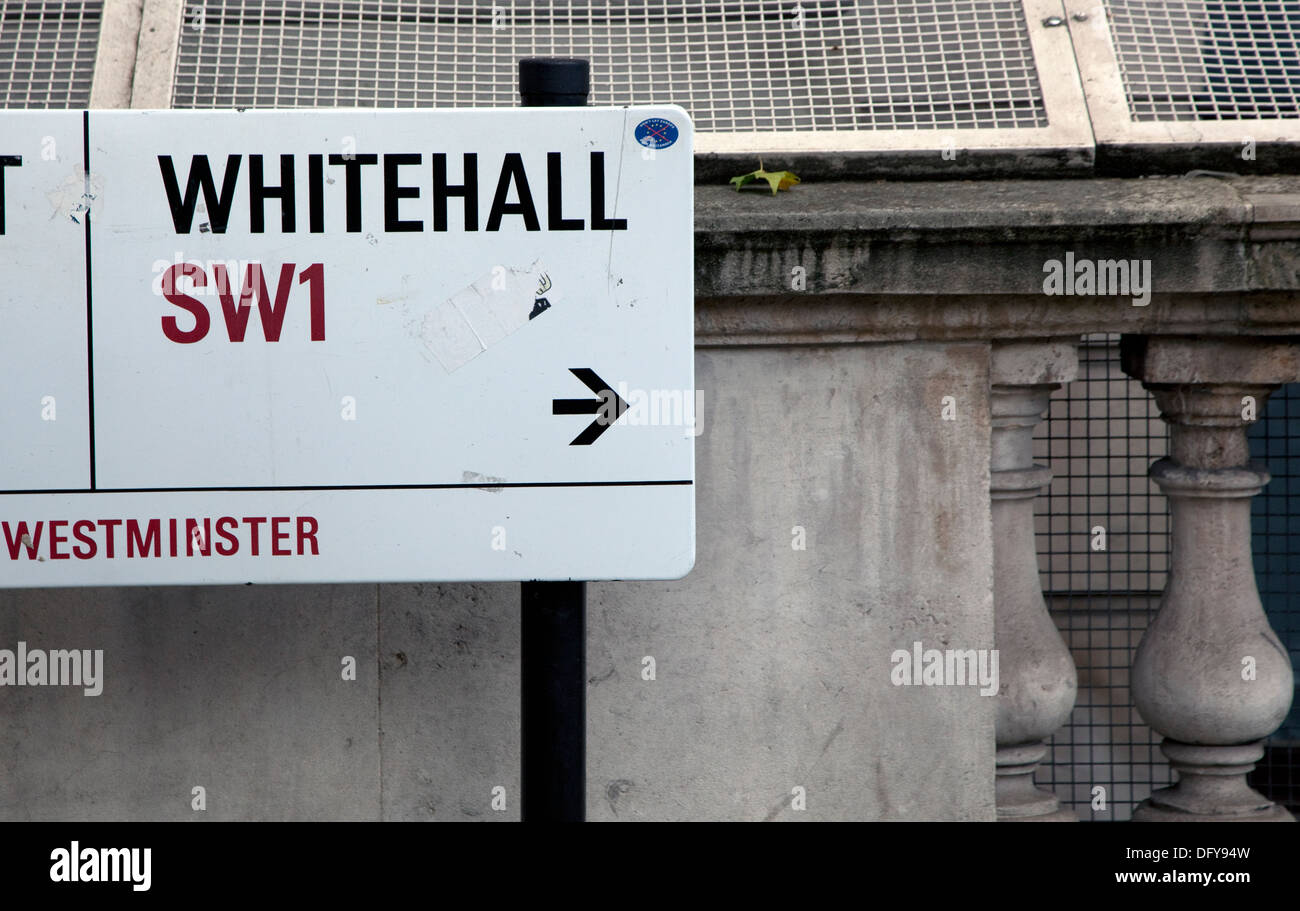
xmin=730 ymin=165 xmax=801 ymax=194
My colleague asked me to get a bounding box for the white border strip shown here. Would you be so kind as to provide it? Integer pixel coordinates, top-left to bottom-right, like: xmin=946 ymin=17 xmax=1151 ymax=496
xmin=129 ymin=0 xmax=185 ymax=109
xmin=89 ymin=0 xmax=145 ymax=109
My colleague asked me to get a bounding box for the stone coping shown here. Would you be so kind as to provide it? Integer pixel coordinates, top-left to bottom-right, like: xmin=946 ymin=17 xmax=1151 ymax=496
xmin=693 ymin=176 xmax=1300 ymax=344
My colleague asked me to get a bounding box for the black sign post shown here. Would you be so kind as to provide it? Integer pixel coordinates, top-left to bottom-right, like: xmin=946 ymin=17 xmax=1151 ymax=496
xmin=519 ymin=57 xmax=592 ymax=823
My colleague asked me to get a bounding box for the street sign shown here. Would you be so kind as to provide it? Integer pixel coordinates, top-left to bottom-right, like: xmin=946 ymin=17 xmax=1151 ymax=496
xmin=0 ymin=108 xmax=695 ymax=586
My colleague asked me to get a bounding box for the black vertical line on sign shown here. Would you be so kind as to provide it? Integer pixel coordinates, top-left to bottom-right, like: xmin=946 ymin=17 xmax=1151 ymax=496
xmin=83 ymin=110 xmax=96 ymax=490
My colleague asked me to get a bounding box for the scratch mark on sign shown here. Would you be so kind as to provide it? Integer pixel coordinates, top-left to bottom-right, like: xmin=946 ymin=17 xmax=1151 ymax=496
xmin=607 ymin=112 xmax=630 ymax=278
xmin=376 ymin=273 xmax=415 ymax=307
xmin=461 ymin=470 xmax=506 ymax=492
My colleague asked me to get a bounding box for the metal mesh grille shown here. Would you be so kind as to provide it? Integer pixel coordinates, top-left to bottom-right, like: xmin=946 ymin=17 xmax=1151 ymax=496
xmin=1246 ymin=382 xmax=1300 ymax=817
xmin=1249 ymin=380 xmax=1300 ymax=747
xmin=0 ymin=0 xmax=101 ymax=107
xmin=1105 ymin=0 xmax=1300 ymax=122
xmin=171 ymin=1 xmax=1050 ymax=130
xmin=1034 ymin=334 xmax=1172 ymax=822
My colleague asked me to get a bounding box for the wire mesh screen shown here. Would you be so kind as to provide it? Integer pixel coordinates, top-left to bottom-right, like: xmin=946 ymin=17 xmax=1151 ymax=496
xmin=1246 ymin=382 xmax=1300 ymax=815
xmin=0 ymin=0 xmax=101 ymax=108
xmin=170 ymin=0 xmax=1050 ymax=130
xmin=1105 ymin=0 xmax=1300 ymax=122
xmin=1034 ymin=334 xmax=1172 ymax=822
xmin=1035 ymin=335 xmax=1300 ymax=820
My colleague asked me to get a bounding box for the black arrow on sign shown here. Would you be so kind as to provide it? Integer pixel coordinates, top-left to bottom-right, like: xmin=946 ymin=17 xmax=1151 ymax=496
xmin=552 ymin=368 xmax=629 ymax=445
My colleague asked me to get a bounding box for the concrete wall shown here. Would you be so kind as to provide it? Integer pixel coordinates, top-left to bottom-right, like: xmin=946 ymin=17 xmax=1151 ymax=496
xmin=1 ymin=341 xmax=996 ymax=821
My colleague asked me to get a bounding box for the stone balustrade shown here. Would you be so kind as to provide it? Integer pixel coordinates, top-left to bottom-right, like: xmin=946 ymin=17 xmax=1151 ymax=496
xmin=697 ymin=175 xmax=1300 ymax=822
xmin=1120 ymin=337 xmax=1297 ymax=821
xmin=990 ymin=340 xmax=1079 ymax=821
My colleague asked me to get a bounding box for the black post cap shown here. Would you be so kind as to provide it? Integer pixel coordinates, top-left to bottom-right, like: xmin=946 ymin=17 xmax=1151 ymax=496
xmin=519 ymin=57 xmax=590 ymax=107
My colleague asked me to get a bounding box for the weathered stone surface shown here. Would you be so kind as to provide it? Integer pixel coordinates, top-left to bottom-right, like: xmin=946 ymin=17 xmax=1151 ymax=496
xmin=696 ymin=178 xmax=1252 ymax=236
xmin=1120 ymin=335 xmax=1300 ymax=386
xmin=0 ymin=584 xmax=379 ymax=820
xmin=377 ymin=582 xmax=520 ymax=822
xmin=586 ymin=342 xmax=995 ymax=820
xmin=694 ymin=178 xmax=1300 ymax=345
xmin=991 ymin=339 xmax=1080 ymax=388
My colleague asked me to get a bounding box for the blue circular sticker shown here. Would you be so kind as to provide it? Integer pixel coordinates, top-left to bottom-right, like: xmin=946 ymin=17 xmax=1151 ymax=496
xmin=635 ymin=117 xmax=679 ymax=150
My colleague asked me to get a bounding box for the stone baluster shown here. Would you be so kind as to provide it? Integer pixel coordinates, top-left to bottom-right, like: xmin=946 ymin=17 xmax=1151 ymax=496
xmin=992 ymin=340 xmax=1080 ymax=821
xmin=1121 ymin=336 xmax=1296 ymax=822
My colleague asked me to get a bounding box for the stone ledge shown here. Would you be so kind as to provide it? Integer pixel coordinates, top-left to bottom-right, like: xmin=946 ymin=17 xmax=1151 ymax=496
xmin=694 ymin=176 xmax=1300 ymax=343
xmin=697 ymin=177 xmax=1253 ymax=235
xmin=694 ymin=292 xmax=1300 ymax=346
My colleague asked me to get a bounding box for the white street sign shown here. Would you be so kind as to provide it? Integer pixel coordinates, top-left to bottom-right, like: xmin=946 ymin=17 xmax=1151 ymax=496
xmin=0 ymin=108 xmax=695 ymax=585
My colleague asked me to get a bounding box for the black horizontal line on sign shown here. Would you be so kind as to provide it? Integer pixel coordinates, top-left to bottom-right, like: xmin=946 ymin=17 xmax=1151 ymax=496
xmin=0 ymin=480 xmax=692 ymax=495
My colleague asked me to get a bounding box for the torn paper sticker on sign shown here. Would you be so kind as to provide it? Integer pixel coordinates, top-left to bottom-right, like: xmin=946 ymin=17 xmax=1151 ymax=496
xmin=408 ymin=259 xmax=553 ymax=373
xmin=47 ymin=166 xmax=104 ymax=225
